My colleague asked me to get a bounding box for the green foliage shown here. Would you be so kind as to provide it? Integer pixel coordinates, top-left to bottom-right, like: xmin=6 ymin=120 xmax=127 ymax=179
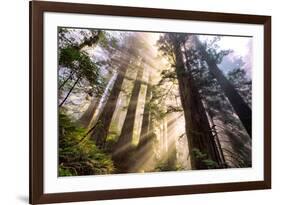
xmin=58 ymin=166 xmax=73 ymax=176
xmin=192 ymin=148 xmax=207 ymax=159
xmin=157 ymin=34 xmax=177 ymax=65
xmin=147 ymin=86 xmax=163 ymax=120
xmin=192 ymin=148 xmax=218 ymax=169
xmin=149 ymin=101 xmax=166 ymax=121
xmin=59 ymin=46 xmax=106 ymax=97
xmin=59 ymin=47 xmax=81 ymax=68
xmin=227 ymin=68 xmax=252 ymax=106
xmin=202 ymin=36 xmax=233 ymax=64
xmin=155 ymin=161 xmax=184 ymax=172
xmin=58 ymin=28 xmax=117 ymax=101
xmin=59 ymin=112 xmax=115 ymax=176
xmin=201 ymin=159 xmax=218 ymax=169
xmin=158 ymin=69 xmax=177 ymax=86
xmin=78 ymin=53 xmax=106 ymax=97
xmin=165 ymin=105 xmax=183 ymax=114
xmin=104 ymin=123 xmax=120 ymax=152
xmin=157 ymin=33 xmax=189 ymax=65
xmin=98 ymin=31 xmax=118 ymax=49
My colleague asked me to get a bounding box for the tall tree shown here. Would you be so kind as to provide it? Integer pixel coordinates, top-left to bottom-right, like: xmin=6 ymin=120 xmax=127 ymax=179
xmin=113 ymin=60 xmax=145 ymax=172
xmin=77 ymin=34 xmax=125 ymax=128
xmin=182 ymin=44 xmax=223 ymax=168
xmin=90 ymin=56 xmax=131 ymax=148
xmin=78 ymin=97 xmax=99 ymax=128
xmin=138 ymin=75 xmax=152 ymax=149
xmin=129 ymin=74 xmax=156 ymax=172
xmin=192 ymin=36 xmax=252 ymax=137
xmin=189 ymin=38 xmax=251 ymax=168
xmin=158 ymin=34 xmax=222 ymax=169
xmin=205 ymin=108 xmax=227 ymax=168
xmin=90 ymin=33 xmax=146 ymax=150
xmin=78 ymin=72 xmax=116 ymax=128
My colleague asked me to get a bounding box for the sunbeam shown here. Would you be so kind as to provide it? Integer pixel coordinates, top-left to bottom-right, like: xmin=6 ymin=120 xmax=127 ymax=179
xmin=58 ymin=27 xmax=252 ymax=176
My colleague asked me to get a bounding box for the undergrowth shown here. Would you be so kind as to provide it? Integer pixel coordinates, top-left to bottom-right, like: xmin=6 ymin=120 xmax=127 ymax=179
xmin=59 ymin=112 xmax=115 ymax=176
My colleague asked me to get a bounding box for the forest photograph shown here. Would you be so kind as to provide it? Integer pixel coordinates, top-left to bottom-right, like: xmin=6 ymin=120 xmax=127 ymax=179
xmin=58 ymin=27 xmax=252 ymax=177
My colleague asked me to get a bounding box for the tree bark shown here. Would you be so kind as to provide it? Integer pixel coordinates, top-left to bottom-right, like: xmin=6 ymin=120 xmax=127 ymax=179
xmin=78 ymin=97 xmax=98 ymax=128
xmin=78 ymin=73 xmax=116 ymax=128
xmin=91 ymin=60 xmax=130 ymax=148
xmin=205 ymin=109 xmax=227 ymax=168
xmin=172 ymin=38 xmax=221 ymax=169
xmin=113 ymin=61 xmax=145 ymax=172
xmin=129 ymin=75 xmax=156 ymax=172
xmin=138 ymin=77 xmax=152 ymax=149
xmin=193 ymin=36 xmax=252 ymax=138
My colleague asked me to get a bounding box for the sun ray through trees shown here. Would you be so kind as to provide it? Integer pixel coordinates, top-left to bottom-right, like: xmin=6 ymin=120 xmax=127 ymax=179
xmin=58 ymin=28 xmax=252 ymax=176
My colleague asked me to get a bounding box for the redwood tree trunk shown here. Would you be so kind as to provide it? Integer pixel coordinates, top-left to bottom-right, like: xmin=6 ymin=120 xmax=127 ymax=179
xmin=78 ymin=74 xmax=116 ymax=128
xmin=130 ymin=76 xmax=155 ymax=172
xmin=113 ymin=62 xmax=145 ymax=172
xmin=91 ymin=60 xmax=130 ymax=148
xmin=208 ymin=113 xmax=227 ymax=168
xmin=138 ymin=76 xmax=152 ymax=148
xmin=172 ymin=38 xmax=221 ymax=169
xmin=193 ymin=36 xmax=252 ymax=138
xmin=78 ymin=98 xmax=98 ymax=128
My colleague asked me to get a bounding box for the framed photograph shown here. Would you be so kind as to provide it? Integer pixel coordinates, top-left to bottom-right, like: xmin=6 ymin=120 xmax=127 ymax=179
xmin=30 ymin=1 xmax=271 ymax=204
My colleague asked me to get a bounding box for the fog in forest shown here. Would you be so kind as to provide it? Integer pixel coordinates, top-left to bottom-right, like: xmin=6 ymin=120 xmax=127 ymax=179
xmin=58 ymin=28 xmax=252 ymax=176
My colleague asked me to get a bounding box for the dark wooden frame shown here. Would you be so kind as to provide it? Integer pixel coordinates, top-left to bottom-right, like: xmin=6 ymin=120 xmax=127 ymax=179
xmin=30 ymin=1 xmax=271 ymax=204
